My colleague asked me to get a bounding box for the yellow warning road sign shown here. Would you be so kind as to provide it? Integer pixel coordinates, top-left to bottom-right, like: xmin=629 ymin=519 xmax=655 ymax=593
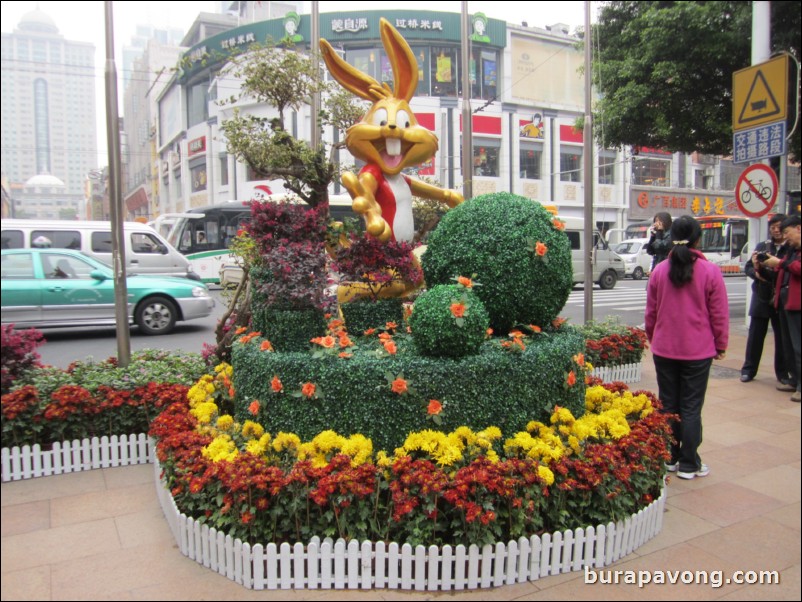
xmin=733 ymin=55 xmax=788 ymax=131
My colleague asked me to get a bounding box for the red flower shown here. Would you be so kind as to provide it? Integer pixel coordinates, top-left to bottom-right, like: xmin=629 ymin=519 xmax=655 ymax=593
xmin=427 ymin=400 xmax=443 ymax=415
xmin=391 ymin=378 xmax=408 ymax=395
xmin=271 ymin=376 xmax=283 ymax=393
xmin=535 ymin=242 xmax=548 ymax=257
xmin=450 ymin=302 xmax=467 ymax=318
xmin=457 ymin=276 xmax=473 ymax=288
xmin=566 ymin=371 xmax=577 ymax=386
xmin=248 ymin=400 xmax=260 ymax=416
xmin=260 ymin=340 xmax=273 ymax=352
xmin=302 ymin=382 xmax=316 ymax=398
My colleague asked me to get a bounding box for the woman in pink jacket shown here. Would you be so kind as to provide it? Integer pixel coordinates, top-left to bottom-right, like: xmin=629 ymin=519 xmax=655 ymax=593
xmin=645 ymin=215 xmax=729 ymax=480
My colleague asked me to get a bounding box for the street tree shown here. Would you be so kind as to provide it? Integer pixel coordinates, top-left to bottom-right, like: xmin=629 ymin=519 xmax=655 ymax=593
xmin=217 ymin=43 xmax=368 ymax=207
xmin=591 ymin=1 xmax=801 ymax=160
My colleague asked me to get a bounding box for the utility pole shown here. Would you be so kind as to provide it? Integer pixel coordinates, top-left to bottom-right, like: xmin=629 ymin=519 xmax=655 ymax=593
xmin=104 ymin=1 xmax=130 ymax=366
xmin=583 ymin=1 xmax=594 ymax=323
xmin=460 ymin=2 xmax=473 ymax=200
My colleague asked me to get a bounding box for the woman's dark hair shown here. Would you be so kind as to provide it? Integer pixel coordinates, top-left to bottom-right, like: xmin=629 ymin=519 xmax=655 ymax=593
xmin=668 ymin=215 xmax=702 ymax=287
xmin=780 ymin=215 xmax=801 ymax=230
xmin=654 ymin=212 xmax=673 ymax=229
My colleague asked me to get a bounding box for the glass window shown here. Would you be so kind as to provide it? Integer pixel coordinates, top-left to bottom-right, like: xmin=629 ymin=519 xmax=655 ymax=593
xmin=1 ymin=253 xmax=34 ymax=279
xmin=632 ymin=157 xmax=671 ymax=187
xmin=91 ymin=232 xmax=113 ymax=253
xmin=346 ymin=49 xmax=379 ymax=81
xmin=131 ymin=233 xmax=167 ymax=254
xmin=186 ymin=81 xmax=208 ymax=128
xmin=219 ymin=156 xmax=229 ymax=186
xmin=411 ymin=47 xmax=429 ymax=96
xmin=469 ymin=49 xmax=498 ymax=100
xmin=1 ymin=230 xmax=24 ymax=249
xmin=31 ymin=230 xmax=81 ymax=250
xmin=565 ymin=231 xmax=580 ymax=250
xmin=560 ymin=147 xmax=582 ymax=182
xmin=191 ymin=163 xmax=207 ymax=192
xmin=41 ymin=253 xmax=95 ymax=279
xmin=598 ymin=152 xmax=616 ymax=185
xmin=431 ymin=47 xmax=458 ymax=97
xmin=473 ymin=140 xmax=500 ymax=177
xmin=520 ymin=143 xmax=543 ymax=180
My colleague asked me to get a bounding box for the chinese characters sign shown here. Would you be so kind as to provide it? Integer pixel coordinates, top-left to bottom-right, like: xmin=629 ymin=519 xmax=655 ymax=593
xmin=629 ymin=187 xmax=736 ymax=221
xmin=733 ymin=121 xmax=786 ymax=164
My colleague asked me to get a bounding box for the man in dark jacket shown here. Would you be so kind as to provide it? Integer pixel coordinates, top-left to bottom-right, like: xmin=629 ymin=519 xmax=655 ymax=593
xmin=763 ymin=215 xmax=802 ymax=402
xmin=740 ymin=214 xmax=791 ymax=385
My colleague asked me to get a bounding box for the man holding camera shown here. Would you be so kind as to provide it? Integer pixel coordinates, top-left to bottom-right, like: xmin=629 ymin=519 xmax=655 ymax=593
xmin=758 ymin=215 xmax=801 ymax=403
xmin=741 ymin=214 xmax=792 ymax=387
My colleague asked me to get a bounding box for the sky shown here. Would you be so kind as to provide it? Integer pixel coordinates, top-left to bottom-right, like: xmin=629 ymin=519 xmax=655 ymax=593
xmin=1 ymin=1 xmax=591 ymax=165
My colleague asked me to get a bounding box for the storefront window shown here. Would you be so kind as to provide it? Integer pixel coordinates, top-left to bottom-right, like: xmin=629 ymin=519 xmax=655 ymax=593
xmin=560 ymin=147 xmax=582 ymax=182
xmin=473 ymin=140 xmax=500 ymax=177
xmin=469 ymin=49 xmax=498 ymax=100
xmin=186 ymin=81 xmax=208 ymax=128
xmin=431 ymin=46 xmax=458 ymax=97
xmin=520 ymin=143 xmax=542 ymax=180
xmin=347 ymin=48 xmax=379 ymax=81
xmin=632 ymin=157 xmax=671 ymax=187
xmin=190 ymin=163 xmax=207 ymax=192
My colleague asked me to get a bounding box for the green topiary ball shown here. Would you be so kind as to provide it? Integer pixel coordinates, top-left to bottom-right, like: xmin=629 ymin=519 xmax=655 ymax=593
xmin=422 ymin=192 xmax=572 ymax=334
xmin=409 ymin=284 xmax=489 ymax=358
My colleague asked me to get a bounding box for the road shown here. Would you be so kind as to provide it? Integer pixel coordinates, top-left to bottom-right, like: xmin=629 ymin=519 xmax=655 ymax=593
xmin=34 ymin=277 xmax=750 ymax=369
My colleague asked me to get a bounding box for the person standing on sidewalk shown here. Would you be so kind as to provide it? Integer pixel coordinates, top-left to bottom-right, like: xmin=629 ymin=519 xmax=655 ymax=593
xmin=645 ymin=216 xmax=729 ymax=480
xmin=645 ymin=212 xmax=673 ymax=272
xmin=762 ymin=215 xmax=801 ymax=403
xmin=740 ymin=214 xmax=791 ymax=385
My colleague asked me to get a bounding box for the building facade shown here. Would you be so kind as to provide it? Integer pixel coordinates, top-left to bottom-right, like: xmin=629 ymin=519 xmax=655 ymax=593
xmin=1 ymin=8 xmax=97 ymax=218
xmin=147 ymin=9 xmax=797 ymax=230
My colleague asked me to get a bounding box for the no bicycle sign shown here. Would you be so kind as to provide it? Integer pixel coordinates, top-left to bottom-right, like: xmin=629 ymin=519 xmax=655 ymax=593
xmin=735 ymin=164 xmax=778 ymax=218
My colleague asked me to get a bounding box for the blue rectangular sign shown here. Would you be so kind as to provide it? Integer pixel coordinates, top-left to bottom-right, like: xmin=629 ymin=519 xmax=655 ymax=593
xmin=733 ymin=121 xmax=786 ymax=164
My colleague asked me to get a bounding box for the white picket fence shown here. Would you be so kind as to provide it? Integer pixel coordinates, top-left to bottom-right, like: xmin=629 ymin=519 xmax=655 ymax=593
xmin=591 ymin=362 xmax=642 ymax=384
xmin=155 ymin=459 xmax=666 ymax=591
xmin=1 ymin=434 xmax=152 ymax=482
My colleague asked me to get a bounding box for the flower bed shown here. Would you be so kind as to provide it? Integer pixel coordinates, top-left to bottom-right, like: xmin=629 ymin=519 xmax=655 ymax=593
xmin=154 ymin=453 xmax=666 ymax=591
xmin=150 ymin=377 xmax=671 ymax=590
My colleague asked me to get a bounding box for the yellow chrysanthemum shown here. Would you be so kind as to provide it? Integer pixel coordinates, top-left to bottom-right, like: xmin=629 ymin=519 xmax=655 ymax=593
xmin=537 ymin=465 xmax=555 ymax=485
xmin=245 ymin=438 xmax=267 ymax=456
xmin=272 ymin=432 xmax=301 ymax=453
xmin=216 ymin=414 xmax=235 ymax=431
xmin=189 ymin=401 xmax=218 ymax=425
xmin=341 ymin=434 xmax=373 ymax=467
xmin=202 ymin=435 xmax=238 ymax=462
xmin=242 ymin=420 xmax=265 ymax=439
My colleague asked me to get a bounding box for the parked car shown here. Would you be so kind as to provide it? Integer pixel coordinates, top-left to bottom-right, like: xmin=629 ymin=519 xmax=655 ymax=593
xmin=1 ymin=249 xmax=215 ymax=335
xmin=613 ymin=238 xmax=651 ymax=280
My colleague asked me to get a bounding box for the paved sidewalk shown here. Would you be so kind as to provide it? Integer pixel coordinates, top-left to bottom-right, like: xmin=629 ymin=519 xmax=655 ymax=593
xmin=1 ymin=325 xmax=800 ymax=601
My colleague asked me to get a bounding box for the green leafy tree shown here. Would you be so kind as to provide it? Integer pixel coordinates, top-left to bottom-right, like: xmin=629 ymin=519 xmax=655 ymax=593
xmin=218 ymin=43 xmax=368 ymax=206
xmin=591 ymin=1 xmax=800 ymax=160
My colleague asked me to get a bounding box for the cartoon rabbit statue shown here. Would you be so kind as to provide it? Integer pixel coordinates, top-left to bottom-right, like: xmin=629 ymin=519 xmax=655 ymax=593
xmin=320 ymin=18 xmax=463 ymax=245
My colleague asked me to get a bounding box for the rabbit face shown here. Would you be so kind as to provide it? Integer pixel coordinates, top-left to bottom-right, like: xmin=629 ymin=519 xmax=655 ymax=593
xmin=346 ymin=99 xmax=439 ymax=175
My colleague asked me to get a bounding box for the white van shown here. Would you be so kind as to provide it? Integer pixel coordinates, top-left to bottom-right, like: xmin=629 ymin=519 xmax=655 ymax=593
xmin=0 ymin=219 xmax=199 ymax=280
xmin=559 ymin=216 xmax=626 ymax=289
xmin=613 ymin=237 xmax=651 ymax=280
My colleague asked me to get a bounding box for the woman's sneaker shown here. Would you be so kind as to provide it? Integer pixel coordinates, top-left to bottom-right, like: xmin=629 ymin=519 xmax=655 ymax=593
xmin=665 ymin=462 xmax=679 ymax=472
xmin=677 ymin=464 xmax=710 ymax=480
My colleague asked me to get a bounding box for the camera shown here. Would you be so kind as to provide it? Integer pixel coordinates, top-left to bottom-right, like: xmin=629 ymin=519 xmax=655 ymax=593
xmin=756 ymin=252 xmax=769 ymax=262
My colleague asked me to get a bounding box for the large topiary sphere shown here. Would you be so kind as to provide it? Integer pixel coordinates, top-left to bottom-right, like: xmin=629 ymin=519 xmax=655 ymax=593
xmin=422 ymin=193 xmax=572 ymax=333
xmin=409 ymin=284 xmax=489 ymax=358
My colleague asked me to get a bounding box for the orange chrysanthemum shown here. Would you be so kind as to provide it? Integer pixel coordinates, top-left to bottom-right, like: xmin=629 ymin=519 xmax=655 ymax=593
xmin=383 ymin=340 xmax=397 ymax=355
xmin=386 ymin=321 xmax=398 ymax=331
xmin=271 ymin=376 xmax=283 ymax=393
xmin=248 ymin=400 xmax=260 ymax=416
xmin=391 ymin=378 xmax=408 ymax=395
xmin=319 ymin=336 xmax=336 ymax=349
xmin=338 ymin=335 xmax=353 ymax=348
xmin=535 ymin=242 xmax=548 ymax=257
xmin=573 ymin=352 xmax=585 ymax=366
xmin=450 ymin=302 xmax=467 ymax=318
xmin=235 ymin=326 xmax=247 ymax=335
xmin=529 ymin=324 xmax=542 ymax=333
xmin=338 ymin=352 xmax=353 ymax=359
xmin=457 ymin=276 xmax=473 ymax=288
xmin=260 ymin=340 xmax=274 ymax=352
xmin=553 ymin=317 xmax=566 ymax=328
xmin=364 ymin=328 xmax=376 ymax=336
xmin=301 ymin=382 xmax=317 ymax=398
xmin=566 ymin=371 xmax=577 ymax=386
xmin=427 ymin=399 xmax=443 ymax=415
xmin=552 ymin=219 xmax=566 ymax=231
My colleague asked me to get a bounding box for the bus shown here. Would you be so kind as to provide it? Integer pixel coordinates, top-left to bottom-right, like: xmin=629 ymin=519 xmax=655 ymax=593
xmin=164 ymin=195 xmax=356 ymax=283
xmin=696 ymin=215 xmax=748 ymax=273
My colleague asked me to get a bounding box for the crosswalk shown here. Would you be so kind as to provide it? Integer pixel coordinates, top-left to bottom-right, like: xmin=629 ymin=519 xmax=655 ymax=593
xmin=564 ymin=287 xmax=747 ymax=312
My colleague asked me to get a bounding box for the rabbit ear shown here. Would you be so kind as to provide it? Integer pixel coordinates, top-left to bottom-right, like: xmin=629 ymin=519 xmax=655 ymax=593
xmin=380 ymin=18 xmax=418 ymax=102
xmin=320 ymin=39 xmax=380 ymax=102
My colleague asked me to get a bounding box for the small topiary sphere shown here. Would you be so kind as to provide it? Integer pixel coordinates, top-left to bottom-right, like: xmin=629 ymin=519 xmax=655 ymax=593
xmin=422 ymin=193 xmax=572 ymax=333
xmin=409 ymin=284 xmax=489 ymax=358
